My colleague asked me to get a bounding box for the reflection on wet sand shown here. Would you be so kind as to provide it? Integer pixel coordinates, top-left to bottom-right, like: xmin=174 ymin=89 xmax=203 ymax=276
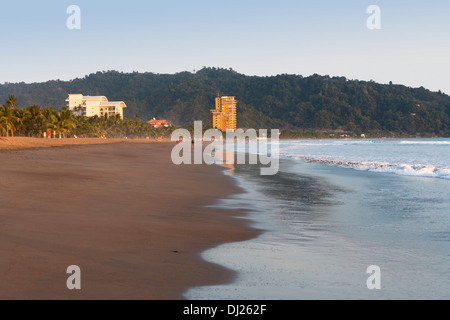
xmin=213 ymin=148 xmax=235 ymax=175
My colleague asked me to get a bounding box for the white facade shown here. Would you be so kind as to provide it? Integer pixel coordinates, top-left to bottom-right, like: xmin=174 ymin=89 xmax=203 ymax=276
xmin=66 ymin=94 xmax=127 ymax=119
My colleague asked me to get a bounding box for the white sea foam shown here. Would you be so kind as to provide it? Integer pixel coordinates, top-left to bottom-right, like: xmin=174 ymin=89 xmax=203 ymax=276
xmin=399 ymin=141 xmax=450 ymax=145
xmin=276 ymin=138 xmax=450 ymax=180
xmin=279 ymin=140 xmax=376 ymax=147
xmin=291 ymin=157 xmax=450 ymax=180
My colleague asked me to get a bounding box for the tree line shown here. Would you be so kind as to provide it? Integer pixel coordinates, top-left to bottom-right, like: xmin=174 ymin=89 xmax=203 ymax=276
xmin=0 ymin=94 xmax=175 ymax=139
xmin=1 ymin=68 xmax=449 ymax=137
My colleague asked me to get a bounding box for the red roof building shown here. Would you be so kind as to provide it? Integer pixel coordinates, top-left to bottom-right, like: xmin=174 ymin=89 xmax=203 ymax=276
xmin=147 ymin=119 xmax=170 ymax=128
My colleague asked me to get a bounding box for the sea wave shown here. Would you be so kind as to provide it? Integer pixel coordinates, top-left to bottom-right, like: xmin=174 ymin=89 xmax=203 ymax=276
xmin=291 ymin=156 xmax=450 ymax=180
xmin=399 ymin=141 xmax=450 ymax=145
xmin=280 ymin=140 xmax=375 ymax=147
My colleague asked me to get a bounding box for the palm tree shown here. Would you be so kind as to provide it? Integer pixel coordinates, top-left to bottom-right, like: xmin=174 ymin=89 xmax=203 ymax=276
xmin=0 ymin=104 xmax=18 ymax=137
xmin=59 ymin=109 xmax=76 ymax=138
xmin=14 ymin=108 xmax=29 ymax=136
xmin=73 ymin=104 xmax=84 ymax=117
xmin=48 ymin=109 xmax=75 ymax=138
xmin=0 ymin=95 xmax=174 ymax=139
xmin=26 ymin=105 xmax=44 ymax=137
xmin=5 ymin=94 xmax=18 ymax=109
xmin=108 ymin=114 xmax=125 ymax=137
xmin=42 ymin=107 xmax=56 ymax=123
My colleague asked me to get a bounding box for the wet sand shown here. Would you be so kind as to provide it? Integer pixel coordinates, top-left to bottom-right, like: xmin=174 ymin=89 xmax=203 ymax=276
xmin=0 ymin=140 xmax=258 ymax=299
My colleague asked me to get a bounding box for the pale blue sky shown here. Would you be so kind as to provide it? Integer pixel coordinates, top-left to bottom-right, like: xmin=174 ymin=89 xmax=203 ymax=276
xmin=1 ymin=0 xmax=450 ymax=93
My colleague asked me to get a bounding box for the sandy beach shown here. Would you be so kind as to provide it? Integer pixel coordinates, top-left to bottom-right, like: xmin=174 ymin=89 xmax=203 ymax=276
xmin=0 ymin=137 xmax=163 ymax=150
xmin=0 ymin=138 xmax=257 ymax=299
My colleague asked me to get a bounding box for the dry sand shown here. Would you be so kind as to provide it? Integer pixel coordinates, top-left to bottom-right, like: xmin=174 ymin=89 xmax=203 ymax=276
xmin=0 ymin=137 xmax=163 ymax=150
xmin=0 ymin=138 xmax=258 ymax=299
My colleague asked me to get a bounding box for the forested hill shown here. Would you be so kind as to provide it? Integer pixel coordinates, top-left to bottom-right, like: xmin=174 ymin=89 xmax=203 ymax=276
xmin=1 ymin=68 xmax=449 ymax=137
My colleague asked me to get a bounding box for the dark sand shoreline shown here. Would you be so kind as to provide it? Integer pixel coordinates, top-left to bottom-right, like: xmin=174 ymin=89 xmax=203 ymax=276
xmin=0 ymin=141 xmax=259 ymax=299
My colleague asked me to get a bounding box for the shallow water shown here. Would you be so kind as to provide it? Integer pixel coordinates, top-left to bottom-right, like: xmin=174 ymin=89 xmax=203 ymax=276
xmin=185 ymin=139 xmax=450 ymax=300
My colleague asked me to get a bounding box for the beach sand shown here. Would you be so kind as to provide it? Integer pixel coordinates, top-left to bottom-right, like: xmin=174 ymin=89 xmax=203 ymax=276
xmin=0 ymin=138 xmax=257 ymax=299
xmin=0 ymin=137 xmax=161 ymax=150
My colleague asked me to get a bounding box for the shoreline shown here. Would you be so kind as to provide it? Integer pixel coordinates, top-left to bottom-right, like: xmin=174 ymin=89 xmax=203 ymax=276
xmin=278 ymin=136 xmax=450 ymax=141
xmin=0 ymin=137 xmax=173 ymax=151
xmin=0 ymin=141 xmax=258 ymax=299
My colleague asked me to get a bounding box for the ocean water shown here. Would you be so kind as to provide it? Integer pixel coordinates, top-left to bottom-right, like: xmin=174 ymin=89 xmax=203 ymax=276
xmin=185 ymin=139 xmax=450 ymax=300
xmin=278 ymin=139 xmax=450 ymax=180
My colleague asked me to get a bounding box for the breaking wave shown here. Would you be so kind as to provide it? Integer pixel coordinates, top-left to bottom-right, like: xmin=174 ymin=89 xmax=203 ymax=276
xmin=291 ymin=156 xmax=450 ymax=180
xmin=399 ymin=141 xmax=450 ymax=145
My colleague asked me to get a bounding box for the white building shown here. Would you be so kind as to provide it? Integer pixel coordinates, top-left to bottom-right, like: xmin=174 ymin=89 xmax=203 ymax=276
xmin=66 ymin=94 xmax=127 ymax=119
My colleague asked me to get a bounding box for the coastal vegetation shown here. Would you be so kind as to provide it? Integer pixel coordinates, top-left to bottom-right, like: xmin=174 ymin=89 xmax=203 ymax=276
xmin=0 ymin=95 xmax=175 ymax=138
xmin=1 ymin=68 xmax=449 ymax=137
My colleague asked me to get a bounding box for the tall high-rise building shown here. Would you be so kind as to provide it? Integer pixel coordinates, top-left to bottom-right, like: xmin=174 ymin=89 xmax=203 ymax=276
xmin=210 ymin=96 xmax=237 ymax=132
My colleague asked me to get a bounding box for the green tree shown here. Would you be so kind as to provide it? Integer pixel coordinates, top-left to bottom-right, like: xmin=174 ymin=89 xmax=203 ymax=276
xmin=48 ymin=109 xmax=75 ymax=138
xmin=5 ymin=94 xmax=18 ymax=109
xmin=26 ymin=105 xmax=44 ymax=137
xmin=0 ymin=104 xmax=18 ymax=137
xmin=13 ymin=108 xmax=29 ymax=136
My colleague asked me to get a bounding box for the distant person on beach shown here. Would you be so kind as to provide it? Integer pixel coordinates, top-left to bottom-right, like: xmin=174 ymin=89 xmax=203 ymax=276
xmin=47 ymin=130 xmax=51 ymax=139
